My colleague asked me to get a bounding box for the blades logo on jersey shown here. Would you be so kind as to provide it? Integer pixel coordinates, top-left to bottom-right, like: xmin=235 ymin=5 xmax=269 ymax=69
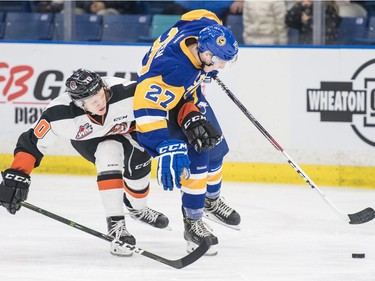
xmin=104 ymin=122 xmax=129 ymax=136
xmin=76 ymin=123 xmax=93 ymax=139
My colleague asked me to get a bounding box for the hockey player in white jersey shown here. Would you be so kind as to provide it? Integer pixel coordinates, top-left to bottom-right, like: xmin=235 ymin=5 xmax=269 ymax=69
xmin=0 ymin=69 xmax=169 ymax=256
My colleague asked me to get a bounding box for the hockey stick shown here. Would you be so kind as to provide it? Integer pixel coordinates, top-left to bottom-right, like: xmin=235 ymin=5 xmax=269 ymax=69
xmin=20 ymin=201 xmax=211 ymax=269
xmin=213 ymin=76 xmax=375 ymax=225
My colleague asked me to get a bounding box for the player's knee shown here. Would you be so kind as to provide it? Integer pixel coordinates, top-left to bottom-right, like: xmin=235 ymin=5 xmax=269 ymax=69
xmin=125 ymin=157 xmax=151 ymax=180
xmin=95 ymin=140 xmax=124 ymax=173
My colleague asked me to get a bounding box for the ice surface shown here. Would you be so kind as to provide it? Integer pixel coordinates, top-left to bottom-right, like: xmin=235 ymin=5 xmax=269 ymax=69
xmin=0 ymin=174 xmax=374 ymax=281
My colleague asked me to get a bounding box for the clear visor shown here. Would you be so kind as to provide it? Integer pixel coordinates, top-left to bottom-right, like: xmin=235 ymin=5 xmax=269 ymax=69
xmin=71 ymin=86 xmax=105 ymax=108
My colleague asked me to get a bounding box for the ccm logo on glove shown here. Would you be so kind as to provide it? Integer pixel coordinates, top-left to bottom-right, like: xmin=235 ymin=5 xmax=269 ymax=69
xmin=181 ymin=111 xmax=221 ymax=153
xmin=183 ymin=115 xmax=206 ymax=129
xmin=0 ymin=169 xmax=31 ymax=214
xmin=4 ymin=173 xmax=31 ymax=185
xmin=156 ymin=140 xmax=190 ymax=191
xmin=158 ymin=142 xmax=188 ymax=154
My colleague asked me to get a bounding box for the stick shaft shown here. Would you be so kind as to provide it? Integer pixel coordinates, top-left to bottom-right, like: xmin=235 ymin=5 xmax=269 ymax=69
xmin=214 ymin=76 xmax=350 ymax=222
xmin=20 ymin=201 xmax=120 ymax=243
xmin=20 ymin=201 xmax=210 ymax=268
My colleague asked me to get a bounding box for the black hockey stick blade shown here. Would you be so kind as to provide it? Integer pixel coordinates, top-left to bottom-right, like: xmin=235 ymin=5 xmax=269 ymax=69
xmin=20 ymin=201 xmax=211 ymax=269
xmin=348 ymin=207 xmax=375 ymax=224
xmin=139 ymin=237 xmax=212 ymax=269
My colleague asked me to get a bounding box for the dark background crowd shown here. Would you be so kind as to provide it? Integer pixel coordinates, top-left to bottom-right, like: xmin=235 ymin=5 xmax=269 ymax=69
xmin=0 ymin=0 xmax=375 ymax=45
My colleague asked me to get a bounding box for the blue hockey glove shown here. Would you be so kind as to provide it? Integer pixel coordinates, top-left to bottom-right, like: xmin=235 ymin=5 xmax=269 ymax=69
xmin=156 ymin=140 xmax=191 ymax=191
xmin=0 ymin=169 xmax=30 ymax=214
xmin=204 ymin=70 xmax=219 ymax=83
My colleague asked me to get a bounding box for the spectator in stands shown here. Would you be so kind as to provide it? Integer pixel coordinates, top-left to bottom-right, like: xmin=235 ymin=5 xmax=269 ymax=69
xmin=285 ymin=0 xmax=341 ymax=45
xmin=34 ymin=1 xmax=64 ymax=13
xmin=86 ymin=1 xmax=120 ymax=15
xmin=242 ymin=0 xmax=287 ymax=45
xmin=35 ymin=1 xmax=86 ymax=14
xmin=165 ymin=1 xmax=243 ymax=23
xmin=337 ymin=1 xmax=367 ymax=17
xmin=78 ymin=1 xmax=141 ymax=15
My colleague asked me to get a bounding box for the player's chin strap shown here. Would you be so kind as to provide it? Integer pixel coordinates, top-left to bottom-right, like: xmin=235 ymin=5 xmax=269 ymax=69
xmin=212 ymin=74 xmax=375 ymax=225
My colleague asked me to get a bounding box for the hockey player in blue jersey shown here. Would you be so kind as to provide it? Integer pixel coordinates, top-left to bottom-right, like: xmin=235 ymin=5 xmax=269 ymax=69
xmin=134 ymin=9 xmax=241 ymax=255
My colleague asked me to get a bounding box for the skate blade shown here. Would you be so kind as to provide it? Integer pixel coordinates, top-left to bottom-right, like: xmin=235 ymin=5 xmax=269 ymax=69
xmin=187 ymin=241 xmax=218 ymax=256
xmin=110 ymin=251 xmax=133 ymax=257
xmin=203 ymin=213 xmax=241 ymax=231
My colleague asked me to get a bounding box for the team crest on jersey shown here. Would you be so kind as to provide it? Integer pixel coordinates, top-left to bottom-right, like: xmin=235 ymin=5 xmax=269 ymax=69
xmin=69 ymin=81 xmax=77 ymax=90
xmin=197 ymin=101 xmax=209 ymax=114
xmin=104 ymin=122 xmax=128 ymax=136
xmin=216 ymin=36 xmax=226 ymax=46
xmin=76 ymin=123 xmax=93 ymax=139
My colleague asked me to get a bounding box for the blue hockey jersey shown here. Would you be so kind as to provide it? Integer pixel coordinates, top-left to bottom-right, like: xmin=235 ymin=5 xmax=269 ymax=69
xmin=134 ymin=10 xmax=223 ymax=157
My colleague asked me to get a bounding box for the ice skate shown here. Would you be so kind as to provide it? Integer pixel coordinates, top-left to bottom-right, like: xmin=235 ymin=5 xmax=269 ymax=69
xmin=127 ymin=206 xmax=171 ymax=230
xmin=183 ymin=210 xmax=218 ymax=256
xmin=107 ymin=216 xmax=136 ymax=257
xmin=204 ymin=197 xmax=241 ymax=230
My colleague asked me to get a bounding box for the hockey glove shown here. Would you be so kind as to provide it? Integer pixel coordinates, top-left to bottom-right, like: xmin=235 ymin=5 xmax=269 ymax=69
xmin=181 ymin=111 xmax=221 ymax=153
xmin=0 ymin=169 xmax=30 ymax=214
xmin=203 ymin=70 xmax=219 ymax=83
xmin=156 ymin=140 xmax=190 ymax=191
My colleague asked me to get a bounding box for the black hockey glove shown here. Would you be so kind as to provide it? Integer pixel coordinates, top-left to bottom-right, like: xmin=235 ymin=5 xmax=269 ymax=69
xmin=181 ymin=111 xmax=221 ymax=153
xmin=0 ymin=169 xmax=30 ymax=214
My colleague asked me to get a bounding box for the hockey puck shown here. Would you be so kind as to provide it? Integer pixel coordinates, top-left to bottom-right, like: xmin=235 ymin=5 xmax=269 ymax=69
xmin=352 ymin=253 xmax=365 ymax=258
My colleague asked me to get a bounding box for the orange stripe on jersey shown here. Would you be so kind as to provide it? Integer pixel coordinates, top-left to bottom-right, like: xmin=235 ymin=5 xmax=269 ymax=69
xmin=97 ymin=179 xmax=124 ymax=191
xmin=181 ymin=10 xmax=222 ymax=25
xmin=127 ymin=125 xmax=135 ymax=134
xmin=87 ymin=114 xmax=104 ymax=126
xmin=181 ymin=177 xmax=207 ymax=189
xmin=11 ymin=152 xmax=36 ymax=174
xmin=123 ymin=184 xmax=150 ymax=199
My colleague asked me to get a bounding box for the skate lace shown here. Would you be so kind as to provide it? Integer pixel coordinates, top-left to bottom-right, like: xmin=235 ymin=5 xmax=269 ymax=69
xmin=108 ymin=220 xmax=129 ymax=241
xmin=210 ymin=197 xmax=233 ymax=218
xmin=131 ymin=207 xmax=158 ymax=223
xmin=190 ymin=219 xmax=213 ymax=238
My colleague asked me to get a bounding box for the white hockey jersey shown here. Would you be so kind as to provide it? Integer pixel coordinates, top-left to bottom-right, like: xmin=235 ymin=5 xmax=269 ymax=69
xmin=12 ymin=77 xmax=137 ymax=173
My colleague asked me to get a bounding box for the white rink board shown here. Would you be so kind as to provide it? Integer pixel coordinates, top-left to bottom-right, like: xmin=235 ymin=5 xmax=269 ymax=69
xmin=1 ymin=42 xmax=375 ymax=166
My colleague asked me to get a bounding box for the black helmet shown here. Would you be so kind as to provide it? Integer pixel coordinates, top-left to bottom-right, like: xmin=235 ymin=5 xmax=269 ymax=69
xmin=65 ymin=68 xmax=103 ymax=101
